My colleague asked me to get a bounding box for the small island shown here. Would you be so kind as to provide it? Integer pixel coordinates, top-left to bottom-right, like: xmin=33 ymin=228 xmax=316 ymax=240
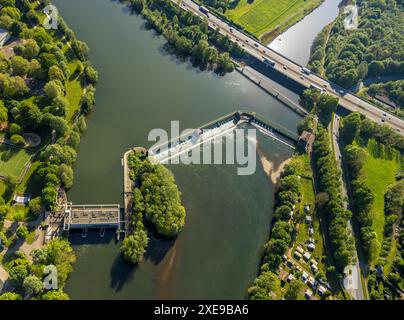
xmin=121 ymin=148 xmax=186 ymax=264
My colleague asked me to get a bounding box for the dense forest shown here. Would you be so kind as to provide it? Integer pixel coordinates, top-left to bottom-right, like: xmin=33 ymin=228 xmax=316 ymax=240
xmin=308 ymin=0 xmax=404 ymax=113
xmin=121 ymin=150 xmax=186 ymax=264
xmin=0 ymin=0 xmax=97 ymax=212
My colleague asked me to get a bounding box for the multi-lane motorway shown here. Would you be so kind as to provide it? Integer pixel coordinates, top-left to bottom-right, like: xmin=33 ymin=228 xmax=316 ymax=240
xmin=174 ymin=0 xmax=404 ymax=135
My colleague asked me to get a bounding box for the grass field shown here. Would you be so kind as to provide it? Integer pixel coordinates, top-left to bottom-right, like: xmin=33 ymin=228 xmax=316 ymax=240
xmin=356 ymin=139 xmax=402 ymax=248
xmin=66 ymin=61 xmax=84 ymax=121
xmin=0 ymin=145 xmax=34 ymax=180
xmin=226 ymin=0 xmax=323 ymax=40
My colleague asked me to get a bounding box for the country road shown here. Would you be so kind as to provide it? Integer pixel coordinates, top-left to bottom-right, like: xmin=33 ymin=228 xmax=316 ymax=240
xmin=174 ymin=0 xmax=404 ymax=134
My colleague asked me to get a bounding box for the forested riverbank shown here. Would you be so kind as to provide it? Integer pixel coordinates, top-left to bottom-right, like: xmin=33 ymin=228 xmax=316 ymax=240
xmin=308 ymin=0 xmax=404 ymax=116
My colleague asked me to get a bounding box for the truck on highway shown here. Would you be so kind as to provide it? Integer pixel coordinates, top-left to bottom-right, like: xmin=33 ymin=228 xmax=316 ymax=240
xmin=199 ymin=6 xmax=209 ymax=16
xmin=263 ymin=58 xmax=275 ymax=67
xmin=310 ymin=83 xmax=324 ymax=92
xmin=301 ymin=67 xmax=311 ymax=75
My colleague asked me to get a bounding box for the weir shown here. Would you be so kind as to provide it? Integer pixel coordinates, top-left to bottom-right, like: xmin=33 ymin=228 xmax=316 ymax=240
xmin=62 ymin=203 xmax=122 ymax=239
xmin=148 ymin=111 xmax=298 ymax=164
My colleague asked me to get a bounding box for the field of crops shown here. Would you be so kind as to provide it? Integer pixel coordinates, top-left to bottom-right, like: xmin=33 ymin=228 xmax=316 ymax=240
xmin=226 ymin=0 xmax=322 ymax=41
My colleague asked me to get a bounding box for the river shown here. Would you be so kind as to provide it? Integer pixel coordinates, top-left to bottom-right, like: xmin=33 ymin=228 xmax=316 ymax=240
xmin=52 ymin=0 xmax=332 ymax=299
xmin=269 ymin=0 xmax=342 ymax=66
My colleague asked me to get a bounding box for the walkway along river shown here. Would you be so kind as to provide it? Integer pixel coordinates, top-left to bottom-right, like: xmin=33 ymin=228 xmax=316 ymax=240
xmin=52 ymin=0 xmax=335 ymax=299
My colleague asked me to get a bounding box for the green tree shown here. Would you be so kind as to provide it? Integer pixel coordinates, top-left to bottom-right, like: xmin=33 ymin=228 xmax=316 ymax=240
xmin=284 ymin=280 xmax=304 ymax=300
xmin=41 ymin=290 xmax=69 ymax=300
xmin=16 ymin=225 xmax=29 ymax=239
xmin=23 ymin=275 xmax=44 ymax=297
xmin=11 ymin=56 xmax=29 ymax=76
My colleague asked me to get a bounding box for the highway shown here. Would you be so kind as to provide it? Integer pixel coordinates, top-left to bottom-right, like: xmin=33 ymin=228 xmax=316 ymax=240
xmin=174 ymin=0 xmax=404 ymax=135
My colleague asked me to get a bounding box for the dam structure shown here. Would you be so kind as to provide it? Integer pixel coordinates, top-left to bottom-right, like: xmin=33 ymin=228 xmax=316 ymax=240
xmin=148 ymin=111 xmax=299 ymax=164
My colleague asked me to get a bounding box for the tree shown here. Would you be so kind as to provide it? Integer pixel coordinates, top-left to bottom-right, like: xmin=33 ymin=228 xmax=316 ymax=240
xmin=16 ymin=225 xmax=29 ymax=239
xmin=44 ymin=80 xmax=64 ymax=99
xmin=8 ymin=123 xmax=22 ymax=135
xmin=0 ymin=292 xmax=22 ymax=300
xmin=121 ymin=227 xmax=149 ymax=264
xmin=22 ymin=39 xmax=40 ymax=60
xmin=12 ymin=101 xmax=43 ymax=129
xmin=317 ymin=94 xmax=339 ymax=125
xmin=84 ymin=66 xmax=98 ymax=84
xmin=10 ymin=134 xmax=25 ymax=146
xmin=11 ymin=55 xmax=29 ymax=76
xmin=248 ymin=271 xmax=281 ymax=300
xmin=279 ymin=175 xmax=301 ymax=195
xmin=23 ymin=275 xmax=43 ymax=297
xmin=58 ymin=164 xmax=74 ymax=189
xmin=41 ymin=290 xmax=69 ymax=300
xmin=0 ymin=100 xmax=8 ymax=122
xmin=342 ymin=112 xmax=361 ymax=144
xmin=300 ymin=88 xmax=321 ymax=110
xmin=274 ymin=205 xmax=292 ymax=221
xmin=284 ymin=280 xmax=304 ymax=300
xmin=29 ymin=59 xmax=46 ymax=79
xmin=48 ymin=65 xmax=66 ymax=83
xmin=4 ymin=76 xmax=28 ymax=98
xmin=28 ymin=197 xmax=42 ymax=217
xmin=72 ymin=40 xmax=89 ymax=61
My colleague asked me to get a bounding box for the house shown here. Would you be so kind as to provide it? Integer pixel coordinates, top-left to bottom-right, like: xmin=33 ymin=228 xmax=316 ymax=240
xmin=0 ymin=28 xmax=10 ymax=47
xmin=311 ymin=264 xmax=318 ymax=273
xmin=318 ymin=285 xmax=327 ymax=296
xmin=297 ymin=131 xmax=315 ymax=153
xmin=307 ymin=243 xmax=316 ymax=251
xmin=308 ymin=227 xmax=314 ymax=236
xmin=282 ymin=254 xmax=288 ymax=262
xmin=294 ymin=252 xmax=302 ymax=260
xmin=287 ymin=259 xmax=294 ymax=268
xmin=307 ymin=277 xmax=317 ymax=289
xmin=304 ymin=289 xmax=313 ymax=299
xmin=304 ymin=205 xmax=310 ymax=213
xmin=301 ymin=271 xmax=309 ymax=282
xmin=12 ymin=194 xmax=31 ymax=205
xmin=296 ymin=246 xmax=304 ymax=254
xmin=287 ymin=274 xmax=295 ymax=283
xmin=295 ymin=265 xmax=302 ymax=273
xmin=305 ymin=215 xmax=312 ymax=224
xmin=303 ymin=252 xmax=311 ymax=262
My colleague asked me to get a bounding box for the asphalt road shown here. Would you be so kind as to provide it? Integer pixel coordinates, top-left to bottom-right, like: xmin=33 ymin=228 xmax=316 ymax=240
xmin=174 ymin=0 xmax=404 ymax=135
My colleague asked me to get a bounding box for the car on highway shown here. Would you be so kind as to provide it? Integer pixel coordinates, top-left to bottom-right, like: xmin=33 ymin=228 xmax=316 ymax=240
xmin=229 ymin=28 xmax=233 ymax=33
xmin=300 ymin=76 xmax=304 ymax=80
xmin=283 ymin=65 xmax=287 ymax=70
xmin=254 ymin=43 xmax=259 ymax=48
